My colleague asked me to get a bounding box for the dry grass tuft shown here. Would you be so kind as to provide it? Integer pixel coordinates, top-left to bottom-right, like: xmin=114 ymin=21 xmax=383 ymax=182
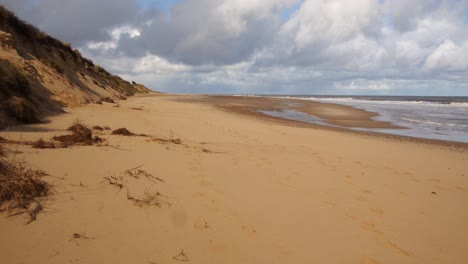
xmin=32 ymin=138 xmax=55 ymax=149
xmin=53 ymin=122 xmax=103 ymax=146
xmin=126 ymin=189 xmax=164 ymax=207
xmin=112 ymin=128 xmax=147 ymax=137
xmin=101 ymin=176 xmax=124 ymax=189
xmin=151 ymin=137 xmax=182 ymax=145
xmin=112 ymin=128 xmax=134 ymax=136
xmin=150 ymin=130 xmax=182 ymax=145
xmin=173 ymin=250 xmax=190 ymax=262
xmin=72 ymin=232 xmax=94 ymax=240
xmin=0 ymin=136 xmax=26 ymax=145
xmin=93 ymin=136 xmax=105 ymax=144
xmin=0 ymin=150 xmax=49 ymax=223
xmin=124 ymin=164 xmax=165 ymax=183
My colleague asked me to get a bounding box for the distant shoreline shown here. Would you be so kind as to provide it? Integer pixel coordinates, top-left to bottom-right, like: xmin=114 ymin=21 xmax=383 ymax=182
xmin=177 ymin=94 xmax=468 ymax=149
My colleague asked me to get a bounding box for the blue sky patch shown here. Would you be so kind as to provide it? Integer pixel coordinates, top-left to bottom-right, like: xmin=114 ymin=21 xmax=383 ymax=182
xmin=138 ymin=0 xmax=182 ymax=12
xmin=282 ymin=0 xmax=303 ymax=20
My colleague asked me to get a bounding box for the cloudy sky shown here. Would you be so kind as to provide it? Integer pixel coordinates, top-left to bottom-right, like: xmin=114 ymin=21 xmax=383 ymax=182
xmin=2 ymin=0 xmax=468 ymax=95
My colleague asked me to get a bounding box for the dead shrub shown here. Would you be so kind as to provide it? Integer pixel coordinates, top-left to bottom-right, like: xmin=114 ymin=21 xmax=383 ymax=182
xmin=32 ymin=138 xmax=55 ymax=149
xmin=111 ymin=128 xmax=147 ymax=137
xmin=173 ymin=250 xmax=190 ymax=262
xmin=30 ymin=121 xmax=107 ymax=149
xmin=112 ymin=128 xmax=134 ymax=136
xmin=92 ymin=125 xmax=111 ymax=131
xmin=0 ymin=155 xmax=49 ymax=223
xmin=101 ymin=176 xmax=124 ymax=189
xmin=126 ymin=189 xmax=164 ymax=207
xmin=53 ymin=123 xmax=93 ymax=146
xmin=124 ymin=165 xmax=164 ymax=183
xmin=150 ymin=130 xmax=181 ymax=144
xmin=93 ymin=136 xmax=105 ymax=144
xmin=151 ymin=137 xmax=182 ymax=145
xmin=72 ymin=232 xmax=93 ymax=240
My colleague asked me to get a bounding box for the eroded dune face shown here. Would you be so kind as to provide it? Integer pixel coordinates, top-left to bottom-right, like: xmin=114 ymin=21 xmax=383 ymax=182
xmin=0 ymin=6 xmax=151 ymax=128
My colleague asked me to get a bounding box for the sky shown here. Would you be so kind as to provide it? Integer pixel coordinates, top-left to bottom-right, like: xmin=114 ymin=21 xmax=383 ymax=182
xmin=1 ymin=0 xmax=468 ymax=95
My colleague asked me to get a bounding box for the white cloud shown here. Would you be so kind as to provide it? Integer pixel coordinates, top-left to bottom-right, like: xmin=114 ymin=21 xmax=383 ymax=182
xmin=424 ymin=40 xmax=468 ymax=71
xmin=133 ymin=54 xmax=189 ymax=73
xmin=87 ymin=26 xmax=141 ymax=51
xmin=281 ymin=0 xmax=381 ymax=50
xmin=5 ymin=0 xmax=468 ymax=95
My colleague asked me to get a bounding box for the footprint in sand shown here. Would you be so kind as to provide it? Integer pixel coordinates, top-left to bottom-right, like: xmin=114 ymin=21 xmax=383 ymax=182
xmin=194 ymin=218 xmax=209 ymax=230
xmin=383 ymin=241 xmax=412 ymax=257
xmin=355 ymin=195 xmax=368 ymax=202
xmin=360 ymin=256 xmax=380 ymax=264
xmin=192 ymin=192 xmax=205 ymax=199
xmin=370 ymin=208 xmax=384 ymax=217
xmin=199 ymin=180 xmax=213 ymax=188
xmin=210 ymin=240 xmax=228 ymax=253
xmin=241 ymin=225 xmax=257 ymax=237
xmin=272 ymin=242 xmax=293 ymax=257
xmin=360 ymin=220 xmax=383 ymax=234
xmin=344 ymin=175 xmax=353 ymax=185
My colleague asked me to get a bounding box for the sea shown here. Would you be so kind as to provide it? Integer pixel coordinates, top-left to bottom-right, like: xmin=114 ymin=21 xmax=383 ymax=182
xmin=256 ymin=95 xmax=468 ymax=143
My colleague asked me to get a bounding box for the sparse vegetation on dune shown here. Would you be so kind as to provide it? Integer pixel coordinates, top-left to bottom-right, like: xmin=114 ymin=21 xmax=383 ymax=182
xmin=0 ymin=5 xmax=151 ymax=129
xmin=0 ymin=59 xmax=49 ymax=129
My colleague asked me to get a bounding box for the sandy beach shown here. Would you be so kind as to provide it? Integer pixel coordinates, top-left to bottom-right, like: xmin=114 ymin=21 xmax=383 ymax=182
xmin=1 ymin=94 xmax=467 ymax=264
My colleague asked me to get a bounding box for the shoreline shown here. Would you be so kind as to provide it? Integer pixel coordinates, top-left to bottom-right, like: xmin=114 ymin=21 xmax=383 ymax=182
xmin=178 ymin=94 xmax=468 ymax=150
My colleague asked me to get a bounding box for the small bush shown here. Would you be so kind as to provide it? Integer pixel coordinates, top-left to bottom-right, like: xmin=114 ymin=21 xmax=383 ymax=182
xmin=32 ymin=138 xmax=55 ymax=149
xmin=53 ymin=123 xmax=93 ymax=146
xmin=112 ymin=128 xmax=135 ymax=136
xmin=0 ymin=153 xmax=49 ymax=223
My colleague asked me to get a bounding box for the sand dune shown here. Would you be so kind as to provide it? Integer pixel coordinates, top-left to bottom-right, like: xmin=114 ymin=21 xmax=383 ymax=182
xmin=0 ymin=94 xmax=467 ymax=264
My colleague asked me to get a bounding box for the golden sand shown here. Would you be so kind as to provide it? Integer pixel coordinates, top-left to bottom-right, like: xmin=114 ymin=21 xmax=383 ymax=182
xmin=0 ymin=94 xmax=467 ymax=264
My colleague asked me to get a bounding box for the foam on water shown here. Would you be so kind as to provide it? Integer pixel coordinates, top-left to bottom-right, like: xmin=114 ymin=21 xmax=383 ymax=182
xmin=266 ymin=95 xmax=468 ymax=143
